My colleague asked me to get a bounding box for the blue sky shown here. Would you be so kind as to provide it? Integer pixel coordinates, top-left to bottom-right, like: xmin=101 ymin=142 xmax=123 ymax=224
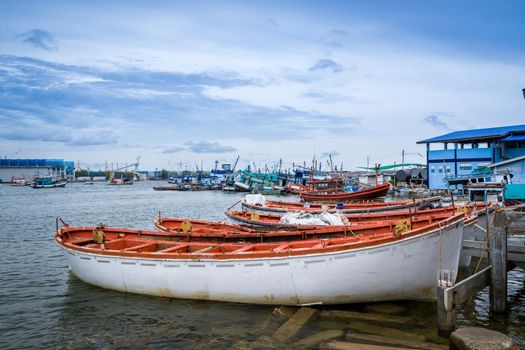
xmin=1 ymin=1 xmax=524 ymax=171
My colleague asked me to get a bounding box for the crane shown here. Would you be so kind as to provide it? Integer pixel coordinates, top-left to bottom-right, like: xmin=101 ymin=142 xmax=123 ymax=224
xmin=113 ymin=156 xmax=141 ymax=180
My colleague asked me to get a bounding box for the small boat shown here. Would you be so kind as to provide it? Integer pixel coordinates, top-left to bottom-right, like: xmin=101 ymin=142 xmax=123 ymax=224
xmin=234 ymin=181 xmax=250 ymax=192
xmin=109 ymin=178 xmax=133 ymax=185
xmin=153 ymin=186 xmax=180 ymax=191
xmin=10 ymin=177 xmax=31 ymax=186
xmin=55 ymin=213 xmax=464 ymax=305
xmin=300 ymin=183 xmax=391 ymax=202
xmin=241 ymin=195 xmax=442 ymax=214
xmin=32 ymin=177 xmax=67 ymax=188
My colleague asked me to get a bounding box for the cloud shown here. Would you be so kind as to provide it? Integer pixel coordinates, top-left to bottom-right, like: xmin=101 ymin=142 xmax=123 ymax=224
xmin=309 ymin=59 xmax=343 ymax=73
xmin=320 ymin=29 xmax=349 ymax=48
xmin=267 ymin=18 xmax=278 ymax=26
xmin=17 ymin=29 xmax=58 ymax=51
xmin=162 ymin=146 xmax=186 ymax=154
xmin=161 ymin=141 xmax=237 ymax=154
xmin=185 ymin=141 xmax=236 ymax=153
xmin=0 ymin=55 xmax=361 ymax=147
xmin=423 ymin=112 xmax=452 ymax=131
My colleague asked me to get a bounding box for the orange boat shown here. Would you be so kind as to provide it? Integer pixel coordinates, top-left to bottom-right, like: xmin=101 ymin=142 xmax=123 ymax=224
xmin=300 ymin=183 xmax=391 ymax=202
xmin=225 ymin=203 xmax=486 ymax=230
xmin=241 ymin=196 xmax=442 ymax=214
xmin=55 ymin=213 xmax=466 ymax=305
xmin=155 ymin=208 xmax=478 ymax=242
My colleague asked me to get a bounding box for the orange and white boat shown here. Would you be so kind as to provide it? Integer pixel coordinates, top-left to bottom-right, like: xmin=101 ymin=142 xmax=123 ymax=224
xmin=241 ymin=195 xmax=442 ymax=214
xmin=56 ymin=213 xmax=465 ymax=305
xmin=225 ymin=204 xmax=485 ymax=230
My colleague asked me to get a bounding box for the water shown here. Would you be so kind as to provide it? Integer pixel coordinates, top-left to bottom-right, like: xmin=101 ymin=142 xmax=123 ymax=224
xmin=0 ymin=182 xmax=523 ymax=349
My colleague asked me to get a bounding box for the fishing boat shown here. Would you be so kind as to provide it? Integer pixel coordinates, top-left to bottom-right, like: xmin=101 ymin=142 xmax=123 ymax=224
xmin=241 ymin=195 xmax=442 ymax=214
xmin=55 ymin=212 xmax=464 ymax=305
xmin=300 ymin=183 xmax=391 ymax=202
xmin=32 ymin=177 xmax=67 ymax=188
xmin=286 ymin=183 xmax=307 ymax=194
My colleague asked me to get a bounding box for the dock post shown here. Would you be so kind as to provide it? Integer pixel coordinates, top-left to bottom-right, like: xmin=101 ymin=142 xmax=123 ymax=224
xmin=437 ymin=270 xmax=455 ymax=333
xmin=437 ymin=286 xmax=455 ymax=333
xmin=489 ymin=209 xmax=507 ymax=315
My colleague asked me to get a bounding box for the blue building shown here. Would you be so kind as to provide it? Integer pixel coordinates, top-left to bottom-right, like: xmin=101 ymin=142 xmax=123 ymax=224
xmin=0 ymin=159 xmax=75 ymax=182
xmin=417 ymin=124 xmax=525 ymax=190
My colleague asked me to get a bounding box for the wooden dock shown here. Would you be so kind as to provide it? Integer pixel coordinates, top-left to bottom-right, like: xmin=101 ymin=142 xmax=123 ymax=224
xmin=437 ymin=204 xmax=525 ymax=333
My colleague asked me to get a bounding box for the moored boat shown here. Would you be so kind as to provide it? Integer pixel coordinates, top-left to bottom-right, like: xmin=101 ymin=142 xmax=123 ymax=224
xmin=226 ymin=203 xmax=487 ymax=230
xmin=55 ymin=212 xmax=464 ymax=305
xmin=10 ymin=177 xmax=32 ymax=186
xmin=32 ymin=177 xmax=67 ymax=188
xmin=241 ymin=195 xmax=442 ymax=214
xmin=109 ymin=178 xmax=133 ymax=185
xmin=300 ymin=183 xmax=391 ymax=202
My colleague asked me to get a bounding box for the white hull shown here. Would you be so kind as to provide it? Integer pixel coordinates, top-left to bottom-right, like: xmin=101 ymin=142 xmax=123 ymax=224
xmin=59 ymin=219 xmax=464 ymax=305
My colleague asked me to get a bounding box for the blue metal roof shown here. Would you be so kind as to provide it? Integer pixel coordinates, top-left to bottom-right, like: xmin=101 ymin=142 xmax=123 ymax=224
xmin=417 ymin=124 xmax=525 ymax=144
xmin=499 ymin=134 xmax=525 ymax=142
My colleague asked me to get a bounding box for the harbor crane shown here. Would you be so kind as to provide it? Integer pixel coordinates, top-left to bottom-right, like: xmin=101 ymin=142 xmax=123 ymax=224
xmin=114 ymin=156 xmax=141 ymax=180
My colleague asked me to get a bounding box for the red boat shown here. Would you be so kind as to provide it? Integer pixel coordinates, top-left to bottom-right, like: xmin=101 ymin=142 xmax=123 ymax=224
xmin=300 ymin=183 xmax=391 ymax=202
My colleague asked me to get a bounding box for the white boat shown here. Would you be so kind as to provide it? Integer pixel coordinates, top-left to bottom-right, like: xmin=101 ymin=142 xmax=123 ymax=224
xmin=55 ymin=214 xmax=464 ymax=305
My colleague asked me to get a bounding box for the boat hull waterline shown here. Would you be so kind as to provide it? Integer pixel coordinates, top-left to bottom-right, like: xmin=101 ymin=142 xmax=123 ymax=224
xmin=57 ymin=216 xmax=464 ymax=305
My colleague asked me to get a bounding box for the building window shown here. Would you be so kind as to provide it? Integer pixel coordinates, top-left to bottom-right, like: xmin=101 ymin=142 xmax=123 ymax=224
xmin=430 ymin=167 xmax=435 ymax=173
xmin=446 ymin=167 xmax=451 ymax=173
xmin=459 ymin=163 xmax=472 ymax=171
xmin=476 ymin=162 xmax=490 ymax=169
xmin=438 ymin=166 xmax=443 ymax=173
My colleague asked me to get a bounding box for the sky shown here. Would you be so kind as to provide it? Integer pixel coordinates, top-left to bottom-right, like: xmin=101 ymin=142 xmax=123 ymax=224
xmin=0 ymin=0 xmax=524 ymax=171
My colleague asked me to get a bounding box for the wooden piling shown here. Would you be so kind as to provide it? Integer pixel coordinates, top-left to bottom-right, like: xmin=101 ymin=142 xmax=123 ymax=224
xmin=436 ymin=285 xmax=455 ymax=333
xmin=489 ymin=209 xmax=507 ymax=315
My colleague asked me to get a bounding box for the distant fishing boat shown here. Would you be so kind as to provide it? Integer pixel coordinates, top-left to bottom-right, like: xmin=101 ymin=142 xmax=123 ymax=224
xmin=300 ymin=183 xmax=391 ymax=202
xmin=10 ymin=177 xmax=31 ymax=186
xmin=109 ymin=178 xmax=133 ymax=185
xmin=32 ymin=177 xmax=67 ymax=189
xmin=286 ymin=183 xmax=307 ymax=194
xmin=55 ymin=213 xmax=464 ymax=305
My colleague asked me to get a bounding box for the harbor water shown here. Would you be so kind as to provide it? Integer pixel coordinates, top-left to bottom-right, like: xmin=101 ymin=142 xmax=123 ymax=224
xmin=0 ymin=182 xmax=523 ymax=349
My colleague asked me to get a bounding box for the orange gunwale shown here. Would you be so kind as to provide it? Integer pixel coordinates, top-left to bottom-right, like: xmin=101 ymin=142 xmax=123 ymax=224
xmin=55 ymin=213 xmax=465 ymax=261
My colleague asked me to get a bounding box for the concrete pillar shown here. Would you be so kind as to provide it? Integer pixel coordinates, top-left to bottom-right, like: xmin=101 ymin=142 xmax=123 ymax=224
xmin=489 ymin=210 xmax=507 ymax=315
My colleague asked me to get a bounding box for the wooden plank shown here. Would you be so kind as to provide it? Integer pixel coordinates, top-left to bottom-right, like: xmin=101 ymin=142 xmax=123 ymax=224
xmin=345 ymin=333 xmax=448 ymax=350
xmin=320 ymin=310 xmax=413 ymax=325
xmin=272 ymin=307 xmax=318 ymax=342
xmin=490 ymin=212 xmax=507 ymax=314
xmin=443 ymin=266 xmax=491 ymax=309
xmin=292 ymin=329 xmax=344 ymax=349
xmin=321 ymin=340 xmax=412 ymax=350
